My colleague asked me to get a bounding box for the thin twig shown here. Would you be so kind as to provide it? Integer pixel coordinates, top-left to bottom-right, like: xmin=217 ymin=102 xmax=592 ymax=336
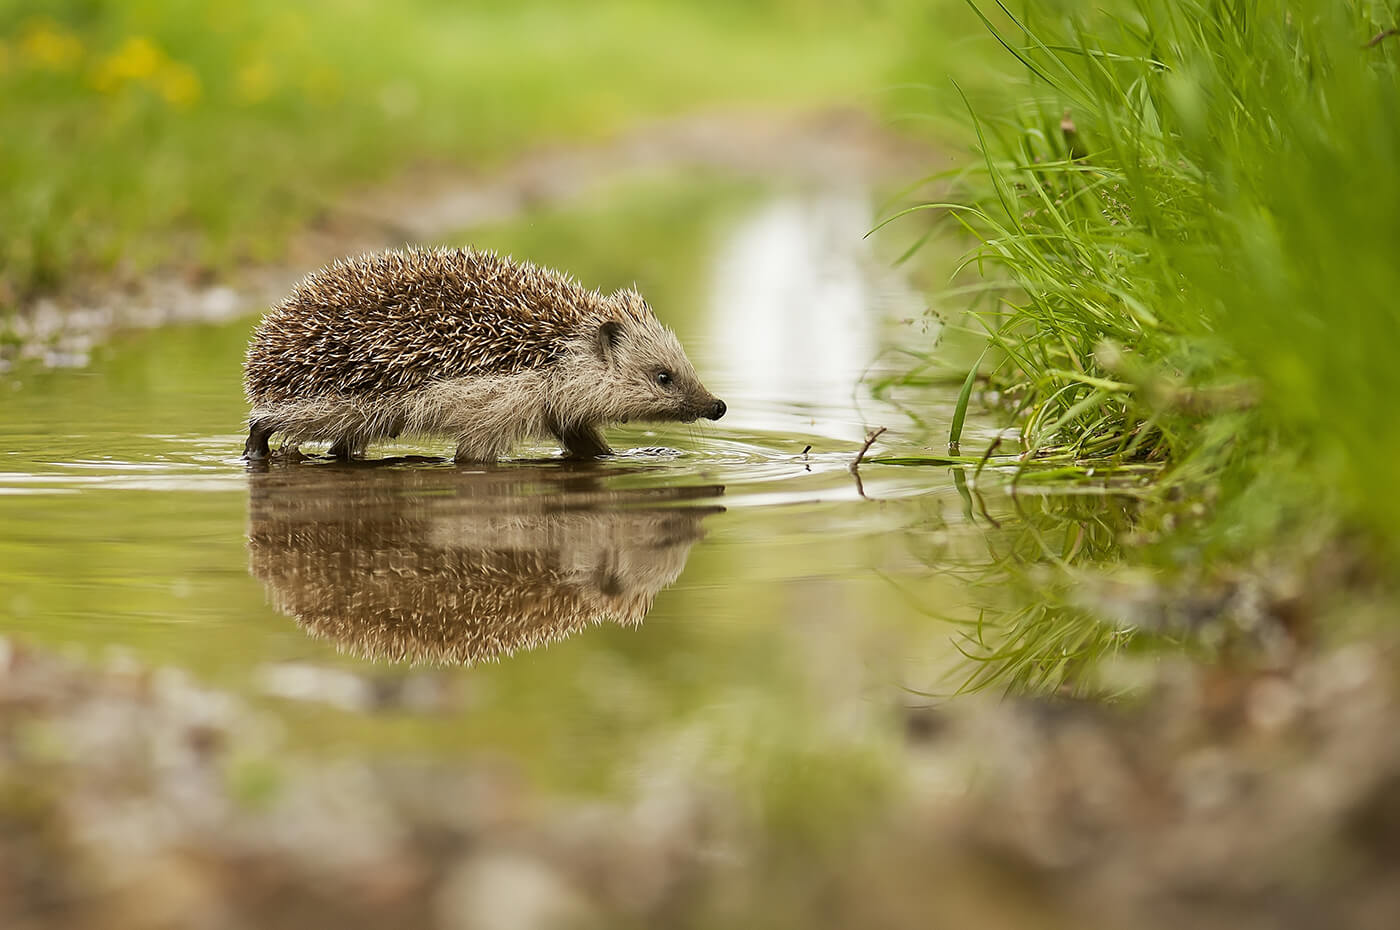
xmin=975 ymin=433 xmax=1006 ymax=480
xmin=973 ymin=485 xmax=1002 ymax=529
xmin=852 ymin=468 xmax=869 ymax=500
xmin=1365 ymin=27 xmax=1399 ymax=48
xmin=848 ymin=427 xmax=887 ymax=501
xmin=849 ymin=427 xmax=887 ymax=474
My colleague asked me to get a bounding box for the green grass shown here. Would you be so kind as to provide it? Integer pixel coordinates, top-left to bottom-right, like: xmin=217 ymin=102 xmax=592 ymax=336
xmin=895 ymin=0 xmax=1400 ymax=557
xmin=874 ymin=1 xmax=1400 ymax=692
xmin=0 ymin=0 xmax=920 ymax=307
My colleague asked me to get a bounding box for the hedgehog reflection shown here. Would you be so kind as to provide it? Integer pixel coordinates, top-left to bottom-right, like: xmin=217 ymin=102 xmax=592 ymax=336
xmin=247 ymin=465 xmax=722 ymax=664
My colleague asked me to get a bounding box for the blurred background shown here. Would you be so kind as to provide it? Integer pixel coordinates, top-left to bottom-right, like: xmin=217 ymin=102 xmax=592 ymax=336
xmin=4 ymin=2 xmax=1400 ymax=929
xmin=0 ymin=0 xmax=983 ymax=305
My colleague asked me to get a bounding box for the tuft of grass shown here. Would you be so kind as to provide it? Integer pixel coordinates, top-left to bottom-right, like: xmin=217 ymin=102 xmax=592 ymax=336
xmin=896 ymin=0 xmax=1400 ymax=558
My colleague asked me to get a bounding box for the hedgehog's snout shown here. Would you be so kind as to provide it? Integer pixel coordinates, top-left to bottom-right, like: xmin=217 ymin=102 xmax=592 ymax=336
xmin=707 ymin=399 xmax=726 ymax=421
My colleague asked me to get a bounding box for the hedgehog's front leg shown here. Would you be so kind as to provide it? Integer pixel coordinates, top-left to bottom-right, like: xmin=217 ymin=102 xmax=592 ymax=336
xmin=556 ymin=424 xmax=613 ymax=459
xmin=244 ymin=418 xmax=275 ymax=460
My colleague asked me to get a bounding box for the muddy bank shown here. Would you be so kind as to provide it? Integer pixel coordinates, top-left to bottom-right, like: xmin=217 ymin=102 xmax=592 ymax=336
xmin=3 ymin=636 xmax=1397 ymax=930
xmin=1 ymin=108 xmax=935 ymax=372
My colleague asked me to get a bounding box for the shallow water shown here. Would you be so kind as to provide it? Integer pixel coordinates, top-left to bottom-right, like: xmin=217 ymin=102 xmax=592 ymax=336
xmin=0 ymin=180 xmax=1131 ymax=793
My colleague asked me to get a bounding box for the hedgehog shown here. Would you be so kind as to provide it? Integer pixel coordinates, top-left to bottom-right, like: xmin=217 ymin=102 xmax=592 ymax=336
xmin=243 ymin=246 xmax=726 ymax=461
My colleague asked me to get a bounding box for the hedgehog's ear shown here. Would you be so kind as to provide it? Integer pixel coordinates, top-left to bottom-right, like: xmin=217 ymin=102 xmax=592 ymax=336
xmin=597 ymin=321 xmax=624 ymax=366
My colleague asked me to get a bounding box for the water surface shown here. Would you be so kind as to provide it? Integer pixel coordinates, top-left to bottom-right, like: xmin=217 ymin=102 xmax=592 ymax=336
xmin=0 ymin=179 xmax=1129 ymax=794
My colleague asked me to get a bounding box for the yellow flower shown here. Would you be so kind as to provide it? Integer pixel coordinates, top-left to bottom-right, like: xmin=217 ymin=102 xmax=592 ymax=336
xmin=20 ymin=19 xmax=83 ymax=71
xmin=159 ymin=62 xmax=201 ymax=107
xmin=88 ymin=35 xmax=202 ymax=108
xmin=104 ymin=36 xmax=163 ymax=81
xmin=236 ymin=60 xmax=276 ymax=104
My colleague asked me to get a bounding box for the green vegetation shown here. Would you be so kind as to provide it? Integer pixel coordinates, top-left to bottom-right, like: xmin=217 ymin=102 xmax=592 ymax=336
xmin=867 ymin=1 xmax=1400 ymax=693
xmin=0 ymin=0 xmax=910 ymax=307
xmin=899 ymin=0 xmax=1400 ymax=557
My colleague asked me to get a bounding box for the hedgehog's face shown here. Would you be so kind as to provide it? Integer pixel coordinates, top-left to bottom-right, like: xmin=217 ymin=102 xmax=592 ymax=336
xmin=597 ymin=293 xmax=726 ymax=424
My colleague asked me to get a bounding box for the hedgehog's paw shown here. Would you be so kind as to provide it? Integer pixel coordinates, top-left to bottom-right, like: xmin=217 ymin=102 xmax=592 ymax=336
xmin=557 ymin=424 xmax=613 ymax=460
xmin=243 ymin=418 xmax=275 ymax=460
xmin=327 ymin=435 xmax=362 ymax=461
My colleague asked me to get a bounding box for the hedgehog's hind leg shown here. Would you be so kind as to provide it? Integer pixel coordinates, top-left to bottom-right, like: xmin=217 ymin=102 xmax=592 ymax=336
xmin=556 ymin=424 xmax=613 ymax=460
xmin=453 ymin=434 xmax=505 ymax=464
xmin=327 ymin=434 xmax=362 ymax=461
xmin=244 ymin=417 xmax=276 ymax=460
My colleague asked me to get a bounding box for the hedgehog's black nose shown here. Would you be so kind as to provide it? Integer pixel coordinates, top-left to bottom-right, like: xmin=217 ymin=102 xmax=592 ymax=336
xmin=708 ymin=399 xmax=726 ymax=420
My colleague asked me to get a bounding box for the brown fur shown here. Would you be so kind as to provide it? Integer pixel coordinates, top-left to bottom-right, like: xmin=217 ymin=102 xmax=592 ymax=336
xmin=243 ymin=246 xmax=724 ymax=461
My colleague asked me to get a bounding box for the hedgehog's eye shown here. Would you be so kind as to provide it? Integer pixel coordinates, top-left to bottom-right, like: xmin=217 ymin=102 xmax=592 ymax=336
xmin=655 ymin=370 xmax=673 ymax=387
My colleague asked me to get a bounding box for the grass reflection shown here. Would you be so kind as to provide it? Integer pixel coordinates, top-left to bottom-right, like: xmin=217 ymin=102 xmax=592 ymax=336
xmin=903 ymin=477 xmax=1150 ymax=697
